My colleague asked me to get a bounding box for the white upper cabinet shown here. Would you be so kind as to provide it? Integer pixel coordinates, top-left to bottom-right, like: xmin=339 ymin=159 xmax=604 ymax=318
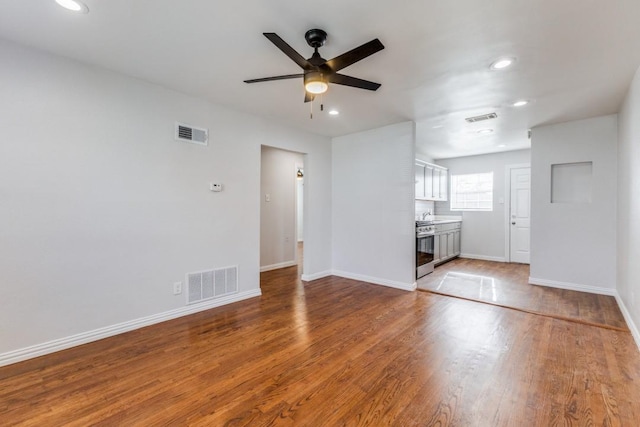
xmin=415 ymin=160 xmax=448 ymax=201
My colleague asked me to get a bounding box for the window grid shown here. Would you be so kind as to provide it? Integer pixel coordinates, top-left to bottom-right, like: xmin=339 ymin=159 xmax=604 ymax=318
xmin=450 ymin=172 xmax=493 ymax=211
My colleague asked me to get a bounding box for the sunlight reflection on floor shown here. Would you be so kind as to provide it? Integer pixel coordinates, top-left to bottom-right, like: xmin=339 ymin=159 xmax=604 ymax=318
xmin=436 ymin=271 xmax=498 ymax=302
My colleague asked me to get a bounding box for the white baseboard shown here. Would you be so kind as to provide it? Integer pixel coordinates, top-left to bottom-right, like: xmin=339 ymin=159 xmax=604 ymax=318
xmin=459 ymin=253 xmax=506 ymax=263
xmin=614 ymin=293 xmax=640 ymax=351
xmin=0 ymin=289 xmax=262 ymax=368
xmin=260 ymin=260 xmax=297 ymax=272
xmin=528 ymin=276 xmax=617 ymax=296
xmin=331 ymin=270 xmax=416 ymax=292
xmin=301 ymin=270 xmax=333 ymax=281
xmin=301 ymin=269 xmax=416 ymax=292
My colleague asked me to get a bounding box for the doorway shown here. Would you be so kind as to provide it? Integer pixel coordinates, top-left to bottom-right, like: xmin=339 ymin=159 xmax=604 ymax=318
xmin=295 ymin=164 xmax=304 ymax=266
xmin=259 ymin=146 xmax=306 ymax=273
xmin=505 ymin=164 xmax=531 ymax=264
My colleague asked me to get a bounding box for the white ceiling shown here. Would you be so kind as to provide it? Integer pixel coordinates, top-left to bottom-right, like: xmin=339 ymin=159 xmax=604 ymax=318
xmin=1 ymin=0 xmax=639 ymax=159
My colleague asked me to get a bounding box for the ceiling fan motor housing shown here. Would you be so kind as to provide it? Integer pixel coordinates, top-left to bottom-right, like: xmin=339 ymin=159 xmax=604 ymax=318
xmin=305 ymin=29 xmax=327 ymax=48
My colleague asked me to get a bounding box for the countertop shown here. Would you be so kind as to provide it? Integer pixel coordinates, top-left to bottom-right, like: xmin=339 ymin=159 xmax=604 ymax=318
xmin=416 ymin=216 xmax=462 ymax=226
xmin=431 ymin=219 xmax=462 ymax=224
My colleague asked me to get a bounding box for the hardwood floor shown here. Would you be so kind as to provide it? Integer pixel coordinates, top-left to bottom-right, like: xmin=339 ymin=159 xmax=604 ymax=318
xmin=1 ymin=258 xmax=640 ymax=425
xmin=418 ymin=258 xmax=628 ymax=330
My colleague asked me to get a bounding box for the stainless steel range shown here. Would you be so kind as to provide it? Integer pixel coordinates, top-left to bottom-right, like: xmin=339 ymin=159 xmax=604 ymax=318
xmin=416 ymin=221 xmax=435 ymax=278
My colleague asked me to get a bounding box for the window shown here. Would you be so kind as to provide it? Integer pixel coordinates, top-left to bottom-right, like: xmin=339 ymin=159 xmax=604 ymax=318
xmin=450 ymin=172 xmax=493 ymax=211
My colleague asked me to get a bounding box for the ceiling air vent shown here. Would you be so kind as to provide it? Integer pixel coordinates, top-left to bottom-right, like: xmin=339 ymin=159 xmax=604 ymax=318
xmin=175 ymin=122 xmax=208 ymax=146
xmin=465 ymin=112 xmax=498 ymax=123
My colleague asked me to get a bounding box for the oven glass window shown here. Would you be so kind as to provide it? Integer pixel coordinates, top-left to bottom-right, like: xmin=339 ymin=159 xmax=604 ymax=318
xmin=417 ymin=235 xmax=434 ymax=266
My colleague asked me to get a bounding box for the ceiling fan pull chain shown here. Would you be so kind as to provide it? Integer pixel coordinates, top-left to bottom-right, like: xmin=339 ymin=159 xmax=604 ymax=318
xmin=320 ymin=92 xmax=324 ymax=111
xmin=310 ymin=98 xmax=313 ymax=119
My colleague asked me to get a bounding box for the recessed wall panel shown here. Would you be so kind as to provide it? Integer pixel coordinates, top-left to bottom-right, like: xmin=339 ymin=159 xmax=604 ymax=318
xmin=551 ymin=162 xmax=593 ymax=203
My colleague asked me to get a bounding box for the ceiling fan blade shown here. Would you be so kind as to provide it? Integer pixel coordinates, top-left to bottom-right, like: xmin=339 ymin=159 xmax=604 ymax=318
xmin=328 ymin=73 xmax=381 ymax=91
xmin=304 ymin=92 xmax=315 ymax=103
xmin=263 ymin=33 xmax=312 ymax=70
xmin=244 ymin=74 xmax=304 ymax=84
xmin=325 ymin=39 xmax=384 ymax=72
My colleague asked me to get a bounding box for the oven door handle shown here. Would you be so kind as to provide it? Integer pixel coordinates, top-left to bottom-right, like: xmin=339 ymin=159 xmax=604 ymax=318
xmin=417 ymin=232 xmax=435 ymax=238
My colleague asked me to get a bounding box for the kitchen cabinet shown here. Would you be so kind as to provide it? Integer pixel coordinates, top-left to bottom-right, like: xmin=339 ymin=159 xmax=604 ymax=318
xmin=447 ymin=232 xmax=455 ymax=258
xmin=453 ymin=229 xmax=461 ymax=255
xmin=415 ymin=160 xmax=448 ymax=201
xmin=434 ymin=222 xmax=461 ymax=265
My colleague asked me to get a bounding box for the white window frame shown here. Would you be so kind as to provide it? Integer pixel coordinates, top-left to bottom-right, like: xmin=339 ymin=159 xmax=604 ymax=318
xmin=450 ymin=172 xmax=494 ymax=211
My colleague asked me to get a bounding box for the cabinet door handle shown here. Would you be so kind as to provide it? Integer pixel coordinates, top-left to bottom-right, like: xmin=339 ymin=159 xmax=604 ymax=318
xmin=511 ymin=222 xmax=516 ymax=225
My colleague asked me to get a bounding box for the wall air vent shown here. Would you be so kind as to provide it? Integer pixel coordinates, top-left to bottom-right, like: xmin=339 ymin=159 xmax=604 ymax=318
xmin=175 ymin=122 xmax=208 ymax=146
xmin=465 ymin=113 xmax=498 ymax=123
xmin=186 ymin=266 xmax=238 ymax=305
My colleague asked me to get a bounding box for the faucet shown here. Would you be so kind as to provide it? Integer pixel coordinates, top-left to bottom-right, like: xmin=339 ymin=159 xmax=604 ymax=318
xmin=422 ymin=212 xmax=430 ymax=220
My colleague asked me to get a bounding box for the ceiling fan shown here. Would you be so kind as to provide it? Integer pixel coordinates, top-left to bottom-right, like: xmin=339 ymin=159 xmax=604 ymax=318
xmin=244 ymin=29 xmax=384 ymax=103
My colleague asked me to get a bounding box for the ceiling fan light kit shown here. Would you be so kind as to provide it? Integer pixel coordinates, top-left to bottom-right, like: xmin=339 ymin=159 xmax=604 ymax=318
xmin=304 ymin=71 xmax=328 ymax=94
xmin=244 ymin=28 xmax=384 ymax=115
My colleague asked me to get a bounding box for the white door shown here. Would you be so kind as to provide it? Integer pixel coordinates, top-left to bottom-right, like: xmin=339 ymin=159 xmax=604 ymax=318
xmin=510 ymin=167 xmax=531 ymax=263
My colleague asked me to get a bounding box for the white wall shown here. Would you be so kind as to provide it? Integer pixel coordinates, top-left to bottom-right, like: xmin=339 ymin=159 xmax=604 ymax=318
xmin=530 ymin=115 xmax=617 ymax=292
xmin=260 ymin=146 xmax=303 ymax=271
xmin=331 ymin=122 xmax=416 ymax=290
xmin=435 ymin=149 xmax=531 ymax=261
xmin=0 ymin=40 xmax=332 ymax=363
xmin=415 ymin=200 xmax=435 ymax=219
xmin=617 ymin=65 xmax=640 ymax=341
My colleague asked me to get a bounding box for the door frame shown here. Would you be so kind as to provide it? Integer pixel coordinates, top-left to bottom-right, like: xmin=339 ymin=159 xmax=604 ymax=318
xmin=294 ymin=162 xmax=304 ymax=243
xmin=504 ymin=163 xmax=531 ymax=262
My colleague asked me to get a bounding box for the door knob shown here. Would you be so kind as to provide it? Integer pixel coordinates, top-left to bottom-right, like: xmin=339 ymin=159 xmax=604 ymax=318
xmin=511 ymin=222 xmax=516 ymax=225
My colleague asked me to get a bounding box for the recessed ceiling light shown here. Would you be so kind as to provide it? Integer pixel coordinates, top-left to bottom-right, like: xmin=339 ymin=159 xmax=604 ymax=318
xmin=512 ymin=100 xmax=529 ymax=107
xmin=478 ymin=129 xmax=494 ymax=134
xmin=55 ymin=0 xmax=89 ymax=13
xmin=498 ymin=144 xmax=507 ymax=148
xmin=490 ymin=57 xmax=515 ymax=70
xmin=328 ymin=110 xmax=339 ymax=116
xmin=432 ymin=124 xmax=444 ymax=129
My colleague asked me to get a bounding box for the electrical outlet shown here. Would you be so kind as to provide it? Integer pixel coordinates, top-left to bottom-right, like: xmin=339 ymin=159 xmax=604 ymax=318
xmin=173 ymin=282 xmax=182 ymax=295
xmin=285 ymin=236 xmax=290 ymax=242
xmin=265 ymin=194 xmax=271 ymax=202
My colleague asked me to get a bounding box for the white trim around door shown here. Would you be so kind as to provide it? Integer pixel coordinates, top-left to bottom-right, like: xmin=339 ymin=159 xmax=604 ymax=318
xmin=504 ymin=163 xmax=531 ymax=263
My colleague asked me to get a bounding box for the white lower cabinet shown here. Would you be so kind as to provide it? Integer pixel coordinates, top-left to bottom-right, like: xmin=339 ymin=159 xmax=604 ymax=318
xmin=434 ymin=222 xmax=462 ymax=266
xmin=447 ymin=232 xmax=455 ymax=258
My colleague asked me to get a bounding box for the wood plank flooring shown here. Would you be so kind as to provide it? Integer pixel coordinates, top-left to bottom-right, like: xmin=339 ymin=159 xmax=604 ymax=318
xmin=1 ymin=258 xmax=640 ymax=425
xmin=418 ymin=258 xmax=627 ymax=330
